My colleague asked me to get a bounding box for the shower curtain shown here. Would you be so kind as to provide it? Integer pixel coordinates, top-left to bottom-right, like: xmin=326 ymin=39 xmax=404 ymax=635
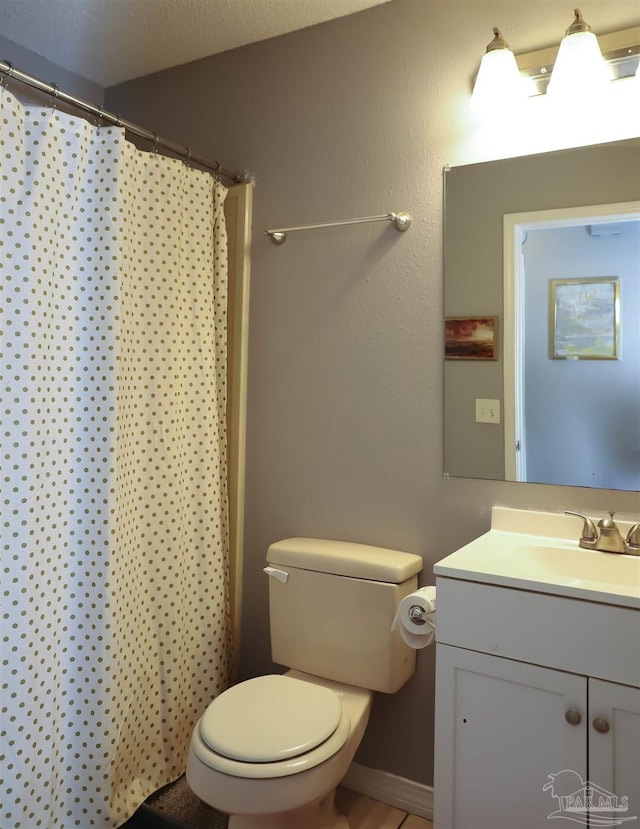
xmin=0 ymin=87 xmax=233 ymax=828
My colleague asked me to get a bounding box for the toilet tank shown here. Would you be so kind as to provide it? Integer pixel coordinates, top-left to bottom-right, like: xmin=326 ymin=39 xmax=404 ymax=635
xmin=265 ymin=538 xmax=423 ymax=694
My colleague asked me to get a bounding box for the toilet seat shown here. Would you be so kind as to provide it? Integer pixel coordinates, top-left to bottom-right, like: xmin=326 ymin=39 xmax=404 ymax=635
xmin=193 ymin=674 xmax=351 ymax=778
xmin=200 ymin=674 xmax=343 ymax=762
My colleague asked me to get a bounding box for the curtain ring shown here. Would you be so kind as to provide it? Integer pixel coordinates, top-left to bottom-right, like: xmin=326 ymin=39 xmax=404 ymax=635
xmin=115 ymin=113 xmax=123 ymax=128
xmin=1 ymin=61 xmax=12 ymax=88
xmin=152 ymin=133 xmax=159 ymax=153
xmin=185 ymin=147 xmax=192 ymax=167
xmin=50 ymin=81 xmax=59 ymax=110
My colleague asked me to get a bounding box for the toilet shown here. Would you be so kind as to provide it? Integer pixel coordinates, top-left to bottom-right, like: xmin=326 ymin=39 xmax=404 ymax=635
xmin=186 ymin=537 xmax=423 ymax=829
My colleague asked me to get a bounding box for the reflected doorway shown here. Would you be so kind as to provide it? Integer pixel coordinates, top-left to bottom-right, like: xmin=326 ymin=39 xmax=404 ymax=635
xmin=503 ymin=203 xmax=640 ymax=489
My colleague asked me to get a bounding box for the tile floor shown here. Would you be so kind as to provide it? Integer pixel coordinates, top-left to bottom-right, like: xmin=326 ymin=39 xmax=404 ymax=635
xmin=121 ymin=776 xmax=433 ymax=828
xmin=336 ymin=787 xmax=433 ymax=828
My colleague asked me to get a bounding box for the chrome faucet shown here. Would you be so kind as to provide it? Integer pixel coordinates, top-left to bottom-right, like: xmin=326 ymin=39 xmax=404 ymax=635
xmin=565 ymin=510 xmax=640 ymax=555
xmin=627 ymin=523 xmax=640 ymax=555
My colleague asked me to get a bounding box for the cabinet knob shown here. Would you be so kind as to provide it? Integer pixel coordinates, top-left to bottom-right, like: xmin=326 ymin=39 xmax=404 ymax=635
xmin=565 ymin=707 xmax=582 ymax=726
xmin=592 ymin=717 xmax=610 ymax=734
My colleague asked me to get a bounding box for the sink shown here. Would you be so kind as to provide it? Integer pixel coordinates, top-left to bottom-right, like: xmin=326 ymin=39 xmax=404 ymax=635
xmin=434 ymin=507 xmax=640 ymax=608
xmin=519 ymin=543 xmax=640 ymax=587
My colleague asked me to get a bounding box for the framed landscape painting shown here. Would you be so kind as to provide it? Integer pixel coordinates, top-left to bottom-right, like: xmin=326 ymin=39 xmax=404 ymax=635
xmin=445 ymin=316 xmax=499 ymax=360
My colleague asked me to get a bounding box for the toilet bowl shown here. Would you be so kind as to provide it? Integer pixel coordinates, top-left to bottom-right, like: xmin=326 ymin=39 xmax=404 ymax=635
xmin=187 ymin=671 xmax=373 ymax=829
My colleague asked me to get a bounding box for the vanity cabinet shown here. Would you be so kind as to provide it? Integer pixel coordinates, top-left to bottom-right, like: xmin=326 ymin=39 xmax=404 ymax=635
xmin=589 ymin=677 xmax=640 ymax=816
xmin=433 ymin=577 xmax=640 ymax=829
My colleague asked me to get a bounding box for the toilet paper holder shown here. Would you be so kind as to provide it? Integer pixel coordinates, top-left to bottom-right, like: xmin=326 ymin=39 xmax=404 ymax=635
xmin=408 ymin=605 xmax=435 ymax=629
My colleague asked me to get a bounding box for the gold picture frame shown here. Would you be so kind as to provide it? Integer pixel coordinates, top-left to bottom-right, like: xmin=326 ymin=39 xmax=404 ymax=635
xmin=445 ymin=316 xmax=499 ymax=360
xmin=550 ymin=277 xmax=620 ymax=360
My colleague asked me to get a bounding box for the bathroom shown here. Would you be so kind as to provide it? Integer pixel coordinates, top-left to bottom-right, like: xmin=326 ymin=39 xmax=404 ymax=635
xmin=1 ymin=1 xmax=639 ymax=827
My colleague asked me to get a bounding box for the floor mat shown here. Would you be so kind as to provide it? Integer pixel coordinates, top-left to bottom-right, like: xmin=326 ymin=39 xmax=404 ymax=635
xmin=121 ymin=776 xmax=229 ymax=829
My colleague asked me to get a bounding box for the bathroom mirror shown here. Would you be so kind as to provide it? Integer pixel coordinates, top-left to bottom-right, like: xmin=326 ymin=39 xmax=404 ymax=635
xmin=444 ymin=138 xmax=640 ymax=490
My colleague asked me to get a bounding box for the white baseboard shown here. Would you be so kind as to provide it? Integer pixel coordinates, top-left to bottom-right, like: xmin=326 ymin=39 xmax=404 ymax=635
xmin=341 ymin=761 xmax=434 ymax=821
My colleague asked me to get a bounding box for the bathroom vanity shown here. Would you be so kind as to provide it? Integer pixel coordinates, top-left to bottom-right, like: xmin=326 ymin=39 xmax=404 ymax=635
xmin=433 ymin=507 xmax=640 ymax=829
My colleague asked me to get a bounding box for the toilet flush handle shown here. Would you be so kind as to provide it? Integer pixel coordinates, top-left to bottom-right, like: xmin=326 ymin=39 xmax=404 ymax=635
xmin=264 ymin=566 xmax=289 ymax=584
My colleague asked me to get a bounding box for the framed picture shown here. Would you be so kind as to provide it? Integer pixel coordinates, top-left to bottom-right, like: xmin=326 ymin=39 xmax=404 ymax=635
xmin=550 ymin=277 xmax=620 ymax=360
xmin=445 ymin=316 xmax=499 ymax=360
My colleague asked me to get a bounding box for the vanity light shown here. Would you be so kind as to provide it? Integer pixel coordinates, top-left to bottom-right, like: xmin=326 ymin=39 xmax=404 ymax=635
xmin=547 ymin=8 xmax=611 ymax=98
xmin=471 ymin=10 xmax=640 ymax=105
xmin=471 ymin=28 xmax=526 ymax=110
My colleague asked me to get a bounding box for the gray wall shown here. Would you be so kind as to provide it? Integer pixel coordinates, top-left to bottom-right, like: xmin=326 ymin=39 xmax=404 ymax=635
xmin=106 ymin=1 xmax=640 ymax=787
xmin=0 ymin=35 xmax=104 ymax=104
xmin=524 ymin=222 xmax=640 ymax=489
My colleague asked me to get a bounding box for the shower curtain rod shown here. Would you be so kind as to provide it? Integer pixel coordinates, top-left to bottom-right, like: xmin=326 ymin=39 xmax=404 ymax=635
xmin=0 ymin=59 xmax=250 ymax=185
xmin=265 ymin=211 xmax=412 ymax=245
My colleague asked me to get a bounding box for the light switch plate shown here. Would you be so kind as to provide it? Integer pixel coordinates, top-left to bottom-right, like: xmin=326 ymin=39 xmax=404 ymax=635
xmin=476 ymin=398 xmax=501 ymax=424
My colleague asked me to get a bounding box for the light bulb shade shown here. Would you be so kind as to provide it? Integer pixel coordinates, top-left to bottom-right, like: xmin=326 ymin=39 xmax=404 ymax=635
xmin=471 ymin=47 xmax=525 ymax=110
xmin=547 ymin=29 xmax=611 ymax=98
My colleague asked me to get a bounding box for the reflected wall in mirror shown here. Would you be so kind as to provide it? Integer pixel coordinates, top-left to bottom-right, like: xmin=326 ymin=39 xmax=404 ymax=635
xmin=444 ymin=138 xmax=640 ymax=491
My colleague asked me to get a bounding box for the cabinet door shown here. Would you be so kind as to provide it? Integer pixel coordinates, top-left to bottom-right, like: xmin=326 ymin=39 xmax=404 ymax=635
xmin=434 ymin=644 xmax=586 ymax=829
xmin=589 ymin=678 xmax=640 ymax=822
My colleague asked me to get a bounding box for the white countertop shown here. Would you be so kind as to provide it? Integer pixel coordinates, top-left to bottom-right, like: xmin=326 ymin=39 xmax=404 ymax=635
xmin=434 ymin=507 xmax=640 ymax=609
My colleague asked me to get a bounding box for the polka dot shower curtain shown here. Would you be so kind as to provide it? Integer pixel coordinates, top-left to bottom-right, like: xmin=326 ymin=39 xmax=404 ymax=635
xmin=0 ymin=87 xmax=233 ymax=828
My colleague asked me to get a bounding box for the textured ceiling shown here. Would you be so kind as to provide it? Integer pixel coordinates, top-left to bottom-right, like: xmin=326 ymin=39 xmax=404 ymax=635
xmin=0 ymin=0 xmax=392 ymax=87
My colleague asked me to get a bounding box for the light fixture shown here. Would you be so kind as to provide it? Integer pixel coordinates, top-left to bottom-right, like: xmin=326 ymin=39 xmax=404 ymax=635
xmin=471 ymin=28 xmax=526 ymax=110
xmin=472 ymin=14 xmax=639 ymax=104
xmin=547 ymin=8 xmax=611 ymax=98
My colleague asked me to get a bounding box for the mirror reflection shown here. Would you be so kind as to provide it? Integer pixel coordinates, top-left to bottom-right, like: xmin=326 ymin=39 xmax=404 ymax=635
xmin=444 ymin=139 xmax=640 ymax=491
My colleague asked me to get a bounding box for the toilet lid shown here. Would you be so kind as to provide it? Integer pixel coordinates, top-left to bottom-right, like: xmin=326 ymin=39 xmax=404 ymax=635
xmin=199 ymin=674 xmax=343 ymax=763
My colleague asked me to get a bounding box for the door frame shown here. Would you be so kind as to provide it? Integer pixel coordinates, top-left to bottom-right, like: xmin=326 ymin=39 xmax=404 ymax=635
xmin=224 ymin=181 xmax=254 ymax=672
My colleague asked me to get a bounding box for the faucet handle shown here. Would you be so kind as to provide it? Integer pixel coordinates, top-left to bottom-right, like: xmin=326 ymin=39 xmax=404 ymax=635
xmin=626 ymin=523 xmax=640 ymax=555
xmin=564 ymin=510 xmax=598 ymax=547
